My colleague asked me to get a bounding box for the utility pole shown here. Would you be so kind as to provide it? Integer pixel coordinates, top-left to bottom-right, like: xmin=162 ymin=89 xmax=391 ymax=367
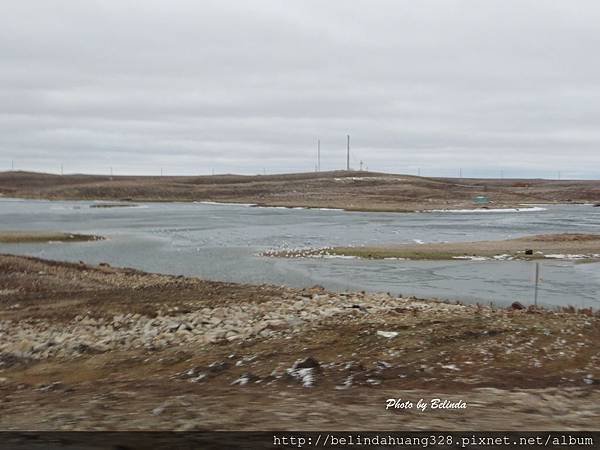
xmin=346 ymin=134 xmax=350 ymax=171
xmin=61 ymin=164 xmax=63 ymax=176
xmin=317 ymin=139 xmax=321 ymax=172
xmin=417 ymin=168 xmax=420 ymax=177
xmin=533 ymin=262 xmax=540 ymax=307
xmin=11 ymin=160 xmax=14 ymax=171
xmin=360 ymin=160 xmax=363 ymax=171
xmin=459 ymin=168 xmax=462 ymax=178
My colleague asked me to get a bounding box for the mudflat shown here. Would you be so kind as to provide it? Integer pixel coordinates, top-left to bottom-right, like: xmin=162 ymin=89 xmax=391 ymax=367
xmin=270 ymin=233 xmax=600 ymax=260
xmin=0 ymin=232 xmax=102 ymax=243
xmin=1 ymin=170 xmax=600 ymax=212
xmin=1 ymin=254 xmax=598 ymax=430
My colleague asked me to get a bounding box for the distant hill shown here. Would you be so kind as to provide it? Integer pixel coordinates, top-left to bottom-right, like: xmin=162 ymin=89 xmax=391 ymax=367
xmin=1 ymin=170 xmax=598 ymax=212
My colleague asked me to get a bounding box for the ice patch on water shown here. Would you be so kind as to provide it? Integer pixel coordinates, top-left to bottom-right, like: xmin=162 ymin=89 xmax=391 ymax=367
xmin=426 ymin=207 xmax=547 ymax=213
xmin=196 ymin=201 xmax=257 ymax=207
xmin=452 ymin=256 xmax=490 ymax=261
xmin=544 ymin=254 xmax=597 ymax=260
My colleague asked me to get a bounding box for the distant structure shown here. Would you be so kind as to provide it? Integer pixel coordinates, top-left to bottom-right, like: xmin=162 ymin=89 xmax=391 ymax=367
xmin=473 ymin=195 xmax=490 ymax=205
xmin=317 ymin=139 xmax=321 ymax=172
xmin=346 ymin=135 xmax=350 ymax=171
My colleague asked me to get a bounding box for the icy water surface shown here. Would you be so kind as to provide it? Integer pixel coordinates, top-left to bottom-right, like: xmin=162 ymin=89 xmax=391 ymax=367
xmin=0 ymin=198 xmax=599 ymax=308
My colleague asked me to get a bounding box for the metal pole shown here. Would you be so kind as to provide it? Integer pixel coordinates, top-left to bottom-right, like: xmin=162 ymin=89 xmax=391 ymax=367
xmin=317 ymin=139 xmax=320 ymax=172
xmin=534 ymin=262 xmax=540 ymax=307
xmin=346 ymin=135 xmax=350 ymax=171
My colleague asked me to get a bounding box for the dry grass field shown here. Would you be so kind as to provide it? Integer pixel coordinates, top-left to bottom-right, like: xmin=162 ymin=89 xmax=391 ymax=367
xmin=2 ymin=170 xmax=599 ymax=212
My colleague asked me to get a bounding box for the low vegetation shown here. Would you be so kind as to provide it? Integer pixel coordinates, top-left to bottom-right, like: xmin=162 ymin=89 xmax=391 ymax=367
xmin=2 ymin=170 xmax=600 ymax=212
xmin=0 ymin=232 xmax=103 ymax=243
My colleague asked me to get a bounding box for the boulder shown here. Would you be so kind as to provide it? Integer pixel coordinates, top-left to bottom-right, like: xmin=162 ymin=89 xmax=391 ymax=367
xmin=511 ymin=301 xmax=525 ymax=310
xmin=293 ymin=356 xmax=320 ymax=370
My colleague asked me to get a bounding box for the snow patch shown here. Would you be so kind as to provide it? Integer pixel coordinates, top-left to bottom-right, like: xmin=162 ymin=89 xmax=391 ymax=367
xmin=426 ymin=207 xmax=547 ymax=213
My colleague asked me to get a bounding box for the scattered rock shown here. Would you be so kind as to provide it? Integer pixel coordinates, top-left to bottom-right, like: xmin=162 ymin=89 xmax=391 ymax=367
xmin=377 ymin=331 xmax=398 ymax=338
xmin=293 ymin=357 xmax=320 ymax=370
xmin=231 ymin=373 xmax=259 ymax=386
xmin=351 ymin=304 xmax=367 ymax=312
xmin=287 ymin=367 xmax=318 ymax=388
xmin=285 ymin=357 xmax=322 ymax=388
xmin=511 ymin=302 xmax=525 ymax=310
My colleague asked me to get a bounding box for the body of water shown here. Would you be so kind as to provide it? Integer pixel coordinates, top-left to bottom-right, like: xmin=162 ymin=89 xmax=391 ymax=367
xmin=1 ymin=198 xmax=599 ymax=308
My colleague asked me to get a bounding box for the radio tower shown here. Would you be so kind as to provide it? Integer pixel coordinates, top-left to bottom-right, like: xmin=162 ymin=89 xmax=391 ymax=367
xmin=346 ymin=135 xmax=350 ymax=171
xmin=317 ymin=139 xmax=321 ymax=172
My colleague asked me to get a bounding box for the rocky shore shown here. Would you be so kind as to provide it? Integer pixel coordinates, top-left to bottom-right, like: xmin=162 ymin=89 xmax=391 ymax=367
xmin=0 ymin=254 xmax=599 ymax=430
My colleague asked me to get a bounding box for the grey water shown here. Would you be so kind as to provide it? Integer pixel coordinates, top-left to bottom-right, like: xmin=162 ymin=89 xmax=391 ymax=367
xmin=0 ymin=198 xmax=599 ymax=308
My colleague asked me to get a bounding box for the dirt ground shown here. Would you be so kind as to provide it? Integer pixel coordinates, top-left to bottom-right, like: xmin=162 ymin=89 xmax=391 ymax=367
xmin=1 ymin=170 xmax=600 ymax=212
xmin=0 ymin=254 xmax=598 ymax=430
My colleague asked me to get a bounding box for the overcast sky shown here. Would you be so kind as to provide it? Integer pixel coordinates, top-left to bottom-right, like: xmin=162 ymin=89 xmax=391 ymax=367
xmin=1 ymin=1 xmax=599 ymax=178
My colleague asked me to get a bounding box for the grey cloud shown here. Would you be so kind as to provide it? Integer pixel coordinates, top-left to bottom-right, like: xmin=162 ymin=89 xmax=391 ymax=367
xmin=1 ymin=0 xmax=600 ymax=177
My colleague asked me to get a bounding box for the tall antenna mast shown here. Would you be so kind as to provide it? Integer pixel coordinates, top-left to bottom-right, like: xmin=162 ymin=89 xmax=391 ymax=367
xmin=317 ymin=139 xmax=321 ymax=172
xmin=346 ymin=134 xmax=350 ymax=171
